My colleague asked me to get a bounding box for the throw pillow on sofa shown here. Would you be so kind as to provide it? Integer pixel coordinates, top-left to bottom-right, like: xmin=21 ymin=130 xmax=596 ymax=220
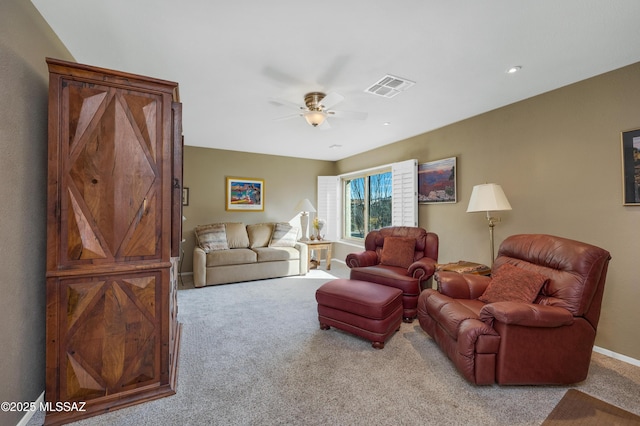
xmin=269 ymin=223 xmax=298 ymax=247
xmin=195 ymin=223 xmax=228 ymax=252
xmin=478 ymin=263 xmax=549 ymax=304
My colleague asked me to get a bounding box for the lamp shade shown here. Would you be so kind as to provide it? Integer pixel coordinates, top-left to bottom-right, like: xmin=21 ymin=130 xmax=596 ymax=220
xmin=294 ymin=198 xmax=316 ymax=213
xmin=466 ymin=183 xmax=512 ymax=212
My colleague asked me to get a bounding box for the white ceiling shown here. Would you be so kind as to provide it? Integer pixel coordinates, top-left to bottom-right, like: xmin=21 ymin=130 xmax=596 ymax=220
xmin=32 ymin=0 xmax=640 ymax=161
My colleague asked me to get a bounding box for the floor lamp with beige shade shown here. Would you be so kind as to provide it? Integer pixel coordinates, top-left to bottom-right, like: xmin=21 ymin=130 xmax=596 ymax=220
xmin=466 ymin=183 xmax=512 ymax=266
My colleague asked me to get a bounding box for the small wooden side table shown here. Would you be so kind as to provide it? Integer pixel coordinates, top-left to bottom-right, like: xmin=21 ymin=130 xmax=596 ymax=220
xmin=436 ymin=261 xmax=491 ymax=276
xmin=306 ymin=240 xmax=332 ymax=271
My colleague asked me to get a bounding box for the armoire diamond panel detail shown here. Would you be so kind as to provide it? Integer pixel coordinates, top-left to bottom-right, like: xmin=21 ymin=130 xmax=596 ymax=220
xmin=63 ymin=277 xmax=158 ymax=400
xmin=67 ymin=87 xmax=159 ymax=261
xmin=68 ymin=87 xmax=107 ymax=147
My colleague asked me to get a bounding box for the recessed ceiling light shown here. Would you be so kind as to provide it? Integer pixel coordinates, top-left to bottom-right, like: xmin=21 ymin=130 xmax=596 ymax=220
xmin=383 ymin=122 xmax=391 ymax=126
xmin=329 ymin=144 xmax=342 ymax=149
xmin=507 ymin=66 xmax=522 ymax=74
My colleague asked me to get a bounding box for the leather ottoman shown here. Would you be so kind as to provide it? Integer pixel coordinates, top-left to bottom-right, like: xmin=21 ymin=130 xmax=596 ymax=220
xmin=315 ymin=278 xmax=403 ymax=349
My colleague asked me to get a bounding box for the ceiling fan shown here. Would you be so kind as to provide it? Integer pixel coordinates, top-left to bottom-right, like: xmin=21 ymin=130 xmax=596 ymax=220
xmin=271 ymin=92 xmax=367 ymax=128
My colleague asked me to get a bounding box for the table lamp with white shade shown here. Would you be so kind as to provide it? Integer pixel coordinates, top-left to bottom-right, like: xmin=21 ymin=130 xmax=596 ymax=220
xmin=466 ymin=183 xmax=512 ymax=265
xmin=294 ymin=198 xmax=316 ymax=241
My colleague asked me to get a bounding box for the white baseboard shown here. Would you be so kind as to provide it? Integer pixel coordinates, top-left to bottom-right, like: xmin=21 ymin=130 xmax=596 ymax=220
xmin=16 ymin=391 xmax=44 ymax=426
xmin=593 ymin=345 xmax=640 ymax=367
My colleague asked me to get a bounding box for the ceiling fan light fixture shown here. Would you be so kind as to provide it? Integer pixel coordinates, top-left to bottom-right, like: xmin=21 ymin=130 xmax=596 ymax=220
xmin=304 ymin=110 xmax=327 ymax=127
xmin=273 ymin=91 xmax=365 ymax=127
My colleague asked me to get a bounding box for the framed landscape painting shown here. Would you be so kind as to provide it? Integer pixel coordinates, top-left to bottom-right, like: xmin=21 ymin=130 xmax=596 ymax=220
xmin=226 ymin=177 xmax=264 ymax=211
xmin=621 ymin=128 xmax=640 ymax=205
xmin=418 ymin=157 xmax=457 ymax=204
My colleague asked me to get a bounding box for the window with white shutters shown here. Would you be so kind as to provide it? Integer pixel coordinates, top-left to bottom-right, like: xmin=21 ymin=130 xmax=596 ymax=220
xmin=391 ymin=159 xmax=418 ymax=227
xmin=317 ymin=159 xmax=417 ymax=241
xmin=316 ymin=176 xmax=340 ymax=241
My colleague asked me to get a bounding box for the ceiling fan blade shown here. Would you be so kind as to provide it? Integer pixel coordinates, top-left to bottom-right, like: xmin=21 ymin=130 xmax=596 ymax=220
xmin=318 ymin=118 xmax=332 ymax=130
xmin=319 ymin=92 xmax=344 ymax=110
xmin=317 ymin=55 xmax=351 ymax=87
xmin=262 ymin=66 xmax=306 ymax=86
xmin=269 ymin=97 xmax=304 ymax=111
xmin=274 ymin=113 xmax=302 ymax=121
xmin=329 ymin=110 xmax=368 ymax=120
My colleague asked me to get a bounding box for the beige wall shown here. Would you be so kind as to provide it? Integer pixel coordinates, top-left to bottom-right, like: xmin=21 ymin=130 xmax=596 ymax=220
xmin=0 ymin=1 xmax=73 ymax=424
xmin=181 ymin=147 xmax=336 ymax=272
xmin=336 ymin=62 xmax=640 ymax=361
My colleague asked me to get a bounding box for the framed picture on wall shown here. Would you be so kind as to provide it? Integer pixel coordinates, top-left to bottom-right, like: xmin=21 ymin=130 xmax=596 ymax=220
xmin=621 ymin=128 xmax=640 ymax=205
xmin=418 ymin=157 xmax=457 ymax=204
xmin=226 ymin=177 xmax=265 ymax=211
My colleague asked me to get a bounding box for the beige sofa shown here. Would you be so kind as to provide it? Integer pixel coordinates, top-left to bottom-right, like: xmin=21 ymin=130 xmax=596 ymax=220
xmin=192 ymin=222 xmax=308 ymax=287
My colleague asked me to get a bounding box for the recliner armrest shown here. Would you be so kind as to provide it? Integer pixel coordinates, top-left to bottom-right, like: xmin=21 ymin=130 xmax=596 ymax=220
xmin=346 ymin=250 xmax=378 ymax=268
xmin=436 ymin=271 xmax=490 ymax=299
xmin=479 ymin=302 xmax=574 ymax=328
xmin=408 ymin=257 xmax=437 ymax=281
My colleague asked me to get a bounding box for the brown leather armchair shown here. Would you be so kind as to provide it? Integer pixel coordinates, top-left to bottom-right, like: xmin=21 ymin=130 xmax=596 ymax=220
xmin=417 ymin=234 xmax=611 ymax=385
xmin=346 ymin=226 xmax=439 ymax=322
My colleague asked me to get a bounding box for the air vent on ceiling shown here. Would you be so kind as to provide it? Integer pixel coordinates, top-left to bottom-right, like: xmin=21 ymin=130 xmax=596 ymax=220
xmin=365 ymin=74 xmax=416 ymax=98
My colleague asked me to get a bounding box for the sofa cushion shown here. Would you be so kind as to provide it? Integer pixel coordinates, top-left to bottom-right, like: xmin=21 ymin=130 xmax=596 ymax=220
xmin=269 ymin=223 xmax=298 ymax=247
xmin=253 ymin=247 xmax=300 ymax=262
xmin=380 ymin=237 xmax=416 ymax=269
xmin=206 ymin=248 xmax=257 ymax=267
xmin=225 ymin=222 xmax=250 ymax=248
xmin=195 ymin=223 xmax=228 ymax=252
xmin=478 ymin=263 xmax=548 ymax=304
xmin=247 ymin=223 xmax=274 ymax=248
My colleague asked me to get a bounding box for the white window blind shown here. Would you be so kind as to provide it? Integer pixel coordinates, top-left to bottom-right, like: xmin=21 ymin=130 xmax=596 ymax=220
xmin=391 ymin=159 xmax=418 ymax=226
xmin=317 ymin=176 xmax=340 ymax=241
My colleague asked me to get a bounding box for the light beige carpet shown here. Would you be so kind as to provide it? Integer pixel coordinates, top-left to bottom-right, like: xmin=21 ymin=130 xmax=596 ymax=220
xmin=26 ymin=263 xmax=640 ymax=425
xmin=543 ymin=389 xmax=640 ymax=425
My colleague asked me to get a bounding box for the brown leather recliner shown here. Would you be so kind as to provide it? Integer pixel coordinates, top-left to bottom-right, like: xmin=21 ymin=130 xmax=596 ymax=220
xmin=346 ymin=226 xmax=439 ymax=322
xmin=417 ymin=234 xmax=611 ymax=385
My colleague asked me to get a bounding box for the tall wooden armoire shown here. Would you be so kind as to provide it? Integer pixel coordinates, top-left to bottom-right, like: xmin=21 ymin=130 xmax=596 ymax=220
xmin=45 ymin=58 xmax=182 ymax=425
